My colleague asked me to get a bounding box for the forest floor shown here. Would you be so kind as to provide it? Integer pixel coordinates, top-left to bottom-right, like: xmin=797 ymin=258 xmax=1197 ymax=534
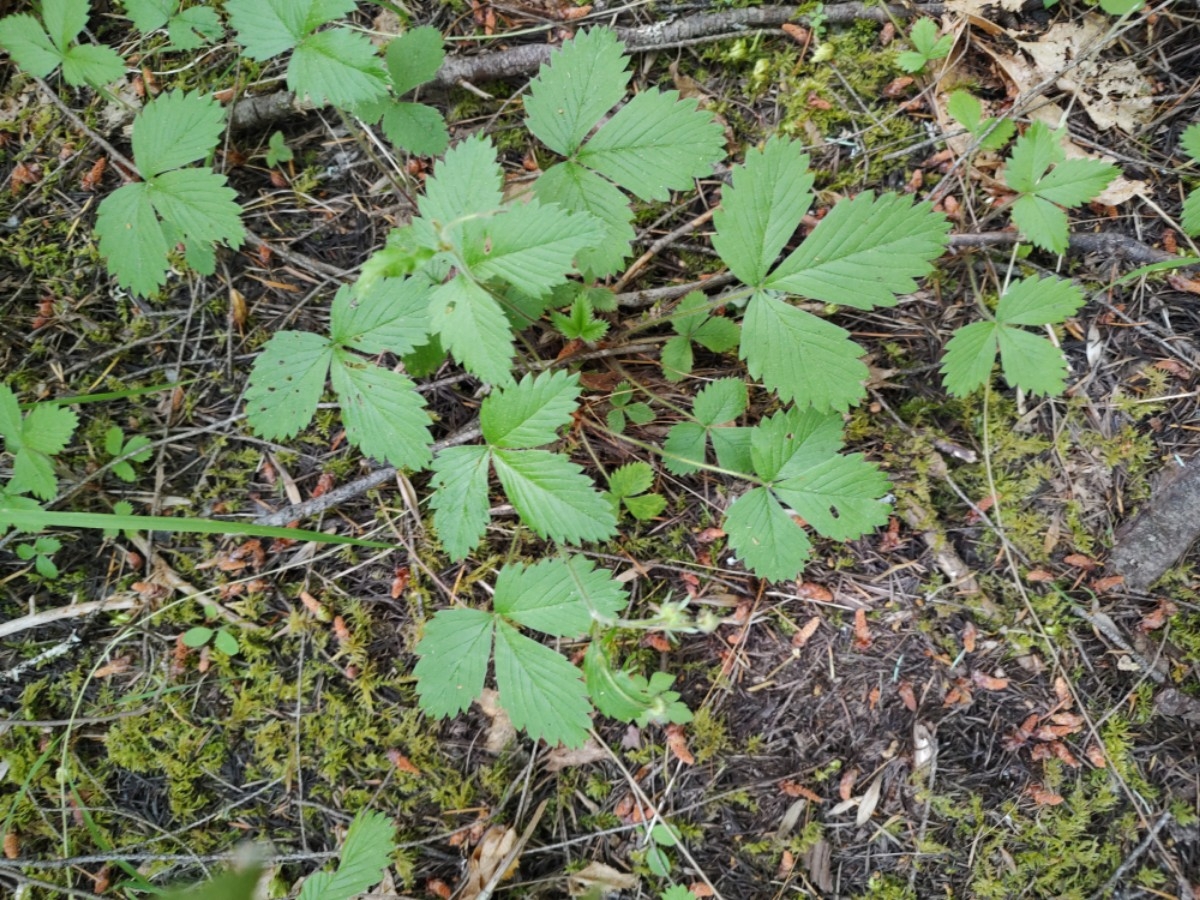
xmin=1 ymin=0 xmax=1199 ymax=898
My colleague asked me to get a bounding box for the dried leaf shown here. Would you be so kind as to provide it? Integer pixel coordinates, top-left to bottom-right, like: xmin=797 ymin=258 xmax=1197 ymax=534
xmin=856 ymin=772 xmax=884 ymax=826
xmin=971 ymin=670 xmax=1010 ymax=691
xmin=897 ymin=681 xmax=918 ymax=712
xmin=666 ymin=724 xmax=695 ymax=765
xmin=852 ymin=608 xmax=873 ymax=650
xmin=545 ymin=739 xmax=607 ymax=772
xmin=477 ymin=689 xmax=518 ymax=754
xmin=1029 ymin=784 xmax=1064 ymax=806
xmin=838 ymin=767 xmax=858 ymax=803
xmin=461 ymin=826 xmax=519 ymax=900
xmin=792 ymin=616 xmax=821 ymax=648
xmin=566 ymin=861 xmax=638 ymax=897
xmin=779 ymin=780 xmax=823 ymax=802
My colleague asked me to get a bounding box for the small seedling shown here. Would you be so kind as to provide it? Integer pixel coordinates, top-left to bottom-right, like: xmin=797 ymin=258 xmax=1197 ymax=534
xmin=660 ymin=291 xmax=740 ymax=382
xmin=104 ymin=425 xmax=152 ymax=482
xmin=16 ymin=536 xmax=61 ymax=578
xmin=607 ymin=382 xmax=654 ymax=433
xmin=897 ymin=19 xmax=953 ymax=73
xmin=182 ymin=624 xmax=240 ymax=657
xmin=264 ymin=130 xmax=293 ymax=168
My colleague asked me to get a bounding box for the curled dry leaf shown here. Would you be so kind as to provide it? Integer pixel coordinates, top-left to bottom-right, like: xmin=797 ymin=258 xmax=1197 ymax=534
xmin=477 ymin=688 xmax=518 ymax=754
xmin=1029 ymin=784 xmax=1064 ymax=806
xmin=792 ymin=615 xmax=821 ymax=648
xmin=856 ymin=772 xmax=884 ymax=826
xmin=897 ymin=681 xmax=918 ymax=712
xmin=544 ymin=739 xmax=607 ymax=772
xmin=971 ymin=670 xmax=1010 ymax=691
xmin=566 ymin=861 xmax=637 ymax=897
xmin=912 ymin=722 xmax=936 ymax=774
xmin=461 ymin=826 xmax=519 ymax=900
xmin=838 ymin=768 xmax=858 ymax=803
xmin=779 ymin=780 xmax=823 ymax=803
xmin=666 ymin=723 xmax=695 ymax=765
xmin=852 ymin=608 xmax=872 ymax=650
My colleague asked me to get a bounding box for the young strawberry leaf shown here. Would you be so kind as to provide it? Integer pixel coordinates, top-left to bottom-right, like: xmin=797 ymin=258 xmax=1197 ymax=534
xmin=124 ymin=0 xmax=221 ymax=50
xmin=940 ymin=275 xmax=1085 ymax=396
xmin=95 ymin=92 xmax=244 ymax=296
xmin=227 ymin=0 xmax=387 ymax=108
xmin=661 ymin=292 xmax=740 ymax=381
xmin=418 ymin=134 xmax=503 ymax=225
xmin=551 ymin=294 xmax=609 ymax=342
xmin=946 ymin=90 xmax=1015 ymax=152
xmin=723 ymin=408 xmax=890 ymax=581
xmin=0 ymin=0 xmax=124 ymax=86
xmin=0 ymin=387 xmax=78 ymax=501
xmin=663 ymin=378 xmax=746 ymax=475
xmin=605 ymin=462 xmax=666 ymax=521
xmin=897 ymin=18 xmax=952 ymax=73
xmin=1004 ymin=121 xmax=1117 ymax=253
xmin=329 ymin=278 xmax=430 ymax=356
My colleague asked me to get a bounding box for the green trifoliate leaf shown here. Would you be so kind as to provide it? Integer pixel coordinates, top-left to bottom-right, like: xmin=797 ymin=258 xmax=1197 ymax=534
xmin=494 ymin=556 xmax=627 ymax=636
xmin=939 ymin=320 xmax=998 ymax=398
xmin=0 ymin=391 xmax=78 ymax=501
xmin=898 ymin=18 xmax=951 ymax=72
xmin=551 ymin=294 xmax=609 ymax=342
xmin=533 ymin=162 xmax=635 ymax=278
xmin=578 ymin=89 xmax=724 ymax=200
xmin=622 ymin=492 xmax=666 ymax=520
xmin=226 ymin=0 xmax=355 ymax=58
xmin=773 ymin=455 xmax=891 ymax=542
xmin=694 ymin=377 xmax=747 ymax=426
xmin=1004 ymin=121 xmax=1117 ymax=253
xmin=330 ymin=278 xmax=430 ymax=355
xmin=419 ymin=134 xmax=503 ymax=225
xmin=132 ymin=91 xmax=226 ymax=178
xmin=995 ymin=274 xmax=1084 ymax=327
xmin=525 ymin=28 xmax=630 ymax=156
xmin=467 ymin=199 xmax=603 ymax=296
xmin=265 ymin=131 xmax=292 ymax=167
xmin=429 ymin=445 xmax=492 ymax=561
xmin=661 ymin=336 xmax=695 ymax=381
xmin=996 ymin=326 xmax=1070 ymax=396
xmin=304 ymin=809 xmax=395 ymax=900
xmin=291 ymin=29 xmax=388 ymax=108
xmin=493 ymin=619 xmax=591 ymax=747
xmin=480 ymin=370 xmax=580 ymax=450
xmin=385 ymin=26 xmax=444 ymax=95
xmin=1181 ymin=122 xmax=1200 ymax=162
xmin=713 ymin=136 xmax=814 ymax=286
xmin=767 ymin=192 xmax=949 ymax=309
xmin=0 ymin=15 xmax=62 ymax=78
xmin=329 ymin=353 xmax=432 ymax=470
xmin=741 ymin=292 xmax=868 ymax=410
xmin=413 ymin=606 xmax=494 ymax=717
xmin=724 ymin=487 xmax=812 ymax=582
xmin=244 ymin=331 xmax=334 ymax=440
xmin=491 ymin=448 xmax=616 ymax=545
xmin=60 ymin=43 xmax=124 ymax=86
xmin=429 ymin=274 xmax=515 ymax=386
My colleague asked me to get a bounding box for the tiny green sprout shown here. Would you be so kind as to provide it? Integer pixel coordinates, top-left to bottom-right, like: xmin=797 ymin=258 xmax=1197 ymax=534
xmin=182 ymin=624 xmax=240 ymax=657
xmin=1180 ymin=121 xmax=1200 ymax=237
xmin=16 ymin=535 xmax=62 ymax=579
xmin=104 ymin=426 xmax=153 ymax=482
xmin=607 ymin=382 xmax=654 ymax=434
xmin=551 ymin=293 xmax=609 ymax=343
xmin=897 ymin=19 xmax=953 ymax=73
xmin=265 ymin=131 xmax=293 ymax=168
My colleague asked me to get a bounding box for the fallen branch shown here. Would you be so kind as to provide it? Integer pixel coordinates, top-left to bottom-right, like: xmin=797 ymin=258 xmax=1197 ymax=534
xmin=949 ymin=231 xmax=1194 ymax=268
